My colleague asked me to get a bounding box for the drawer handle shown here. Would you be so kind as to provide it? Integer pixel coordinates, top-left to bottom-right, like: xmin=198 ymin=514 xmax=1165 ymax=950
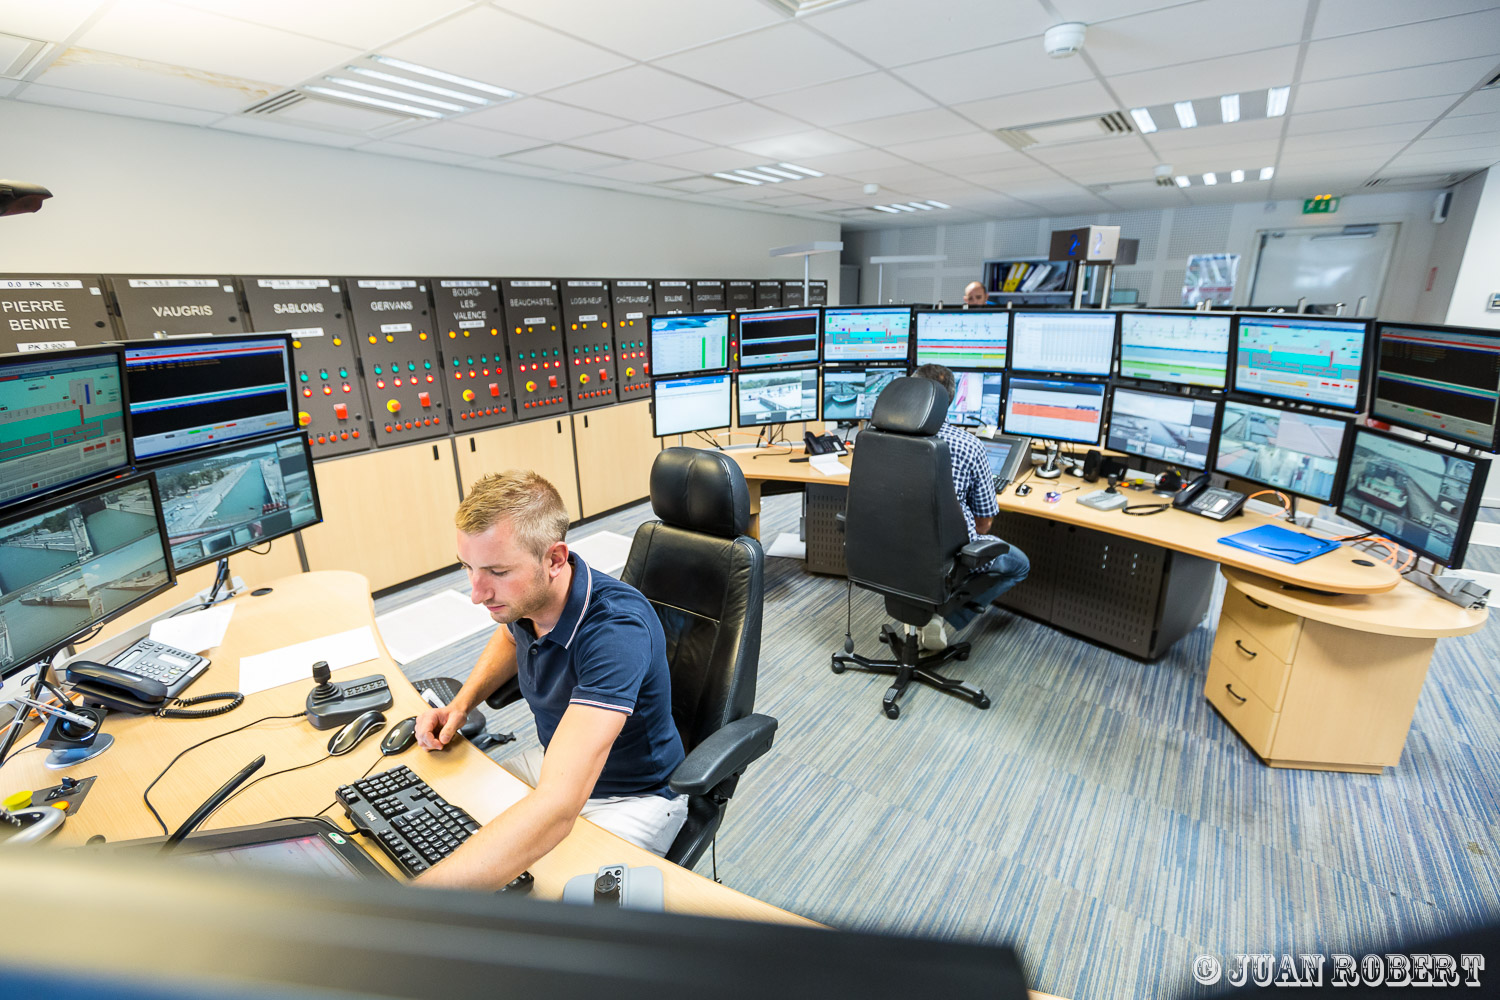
xmin=1246 ymin=596 xmax=1270 ymax=609
xmin=1225 ymin=684 xmax=1247 ymax=704
xmin=1233 ymin=639 xmax=1257 ymax=658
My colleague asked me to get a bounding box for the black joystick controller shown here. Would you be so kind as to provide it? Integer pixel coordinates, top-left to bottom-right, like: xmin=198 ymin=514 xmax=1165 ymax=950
xmin=1104 ymin=474 xmax=1120 ymax=494
xmin=304 ymin=660 xmax=394 ymax=730
xmin=308 ymin=660 xmax=339 ymax=703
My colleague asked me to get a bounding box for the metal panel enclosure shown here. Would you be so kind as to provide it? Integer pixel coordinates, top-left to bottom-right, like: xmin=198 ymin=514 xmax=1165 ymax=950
xmin=0 ymin=274 xmax=116 ymax=353
xmin=726 ymin=280 xmax=755 ymax=311
xmin=608 ymin=280 xmax=654 ymax=401
xmin=755 ymin=280 xmax=782 ymax=309
xmin=655 ymin=280 xmax=691 ymax=314
xmin=559 ymin=280 xmax=619 ymax=411
xmin=691 ymin=280 xmax=725 ymax=312
xmin=107 ymin=275 xmax=245 ymax=338
xmin=431 ymin=278 xmax=514 ymax=430
xmin=500 ymin=279 xmax=570 ymax=419
xmin=346 ymin=278 xmax=448 ymax=445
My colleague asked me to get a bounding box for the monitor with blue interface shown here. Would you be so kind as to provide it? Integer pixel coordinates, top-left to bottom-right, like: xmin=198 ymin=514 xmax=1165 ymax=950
xmin=821 ymin=307 xmax=912 ymax=364
xmin=0 ymin=345 xmax=130 ymax=510
xmin=914 ymin=310 xmax=1009 ymax=369
xmin=1106 ymin=386 xmax=1218 ymax=471
xmin=946 ymin=371 xmax=1006 ymax=428
xmin=1118 ymin=312 xmax=1231 ymax=389
xmin=736 ymin=367 xmax=818 ymax=427
xmin=652 ymin=372 xmax=732 ymax=437
xmin=1233 ymin=314 xmax=1370 ymax=411
xmin=1335 ymin=426 xmax=1487 ymax=568
xmin=1001 ymin=377 xmax=1105 ymax=445
xmin=647 ymin=313 xmax=730 ymax=377
xmin=736 ymin=308 xmax=820 ymax=369
xmin=1371 ymin=322 xmax=1500 ymax=450
xmin=1009 ymin=311 xmax=1116 ymax=377
xmin=821 ymin=366 xmax=902 ymax=422
xmin=1215 ymin=399 xmax=1347 ymax=502
xmin=0 ymin=473 xmax=173 ymax=678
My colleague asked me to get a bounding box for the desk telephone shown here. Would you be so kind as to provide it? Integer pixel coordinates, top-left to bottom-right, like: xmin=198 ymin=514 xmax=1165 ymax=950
xmin=803 ymin=431 xmax=846 ymax=456
xmin=66 ymin=639 xmax=211 ymax=714
xmin=1172 ymin=473 xmax=1246 ymax=521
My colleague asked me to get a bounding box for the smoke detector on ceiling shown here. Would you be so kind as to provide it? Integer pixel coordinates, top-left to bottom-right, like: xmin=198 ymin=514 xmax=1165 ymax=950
xmin=1043 ymin=22 xmax=1087 ymax=58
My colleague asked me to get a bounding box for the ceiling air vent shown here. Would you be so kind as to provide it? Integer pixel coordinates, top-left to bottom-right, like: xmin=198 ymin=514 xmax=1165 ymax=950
xmin=245 ymin=90 xmax=305 ymax=116
xmin=1364 ymin=172 xmax=1475 ymax=189
xmin=996 ymin=111 xmax=1134 ymax=151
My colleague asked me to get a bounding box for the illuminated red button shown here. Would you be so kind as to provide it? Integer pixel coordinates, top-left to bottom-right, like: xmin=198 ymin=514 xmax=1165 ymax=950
xmin=462 ymin=389 xmax=476 ymax=402
xmin=418 ymin=392 xmax=431 ymax=407
xmin=386 ymin=399 xmax=400 ymax=414
xmin=334 ymin=403 xmax=348 ymax=420
xmin=525 ymin=380 xmax=536 ymax=392
xmin=298 ymin=411 xmax=312 ymax=427
xmin=317 ymin=435 xmax=327 ymax=444
xmin=548 ymin=375 xmax=558 ymax=389
xmin=489 ymin=383 xmax=500 ymax=398
xmin=599 ymin=368 xmax=609 ymax=381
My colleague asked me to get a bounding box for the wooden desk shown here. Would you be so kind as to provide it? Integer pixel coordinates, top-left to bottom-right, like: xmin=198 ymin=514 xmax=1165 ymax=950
xmin=723 ymin=445 xmax=850 ymax=540
xmin=0 ymin=571 xmax=813 ymax=926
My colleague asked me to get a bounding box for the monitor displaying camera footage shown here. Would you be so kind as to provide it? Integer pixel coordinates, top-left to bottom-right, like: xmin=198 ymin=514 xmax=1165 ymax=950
xmin=736 ymin=368 xmax=818 ymax=427
xmin=1106 ymin=387 xmax=1218 ymax=472
xmin=1214 ymin=399 xmax=1347 ymax=503
xmin=946 ymin=371 xmax=1005 ymax=428
xmin=820 ymin=366 xmax=902 ymax=422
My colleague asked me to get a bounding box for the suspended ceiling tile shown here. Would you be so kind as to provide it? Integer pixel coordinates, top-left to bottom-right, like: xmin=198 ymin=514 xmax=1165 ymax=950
xmin=653 ymin=22 xmax=873 ymax=99
xmin=1048 ymin=0 xmax=1194 ymax=22
xmin=498 ymin=143 xmax=628 ymax=171
xmin=1163 ymin=141 xmax=1281 ymax=170
xmin=382 ymin=5 xmax=630 ymax=96
xmin=953 ymin=80 xmax=1116 ymax=130
xmin=923 ymin=152 xmax=1048 ymax=175
xmin=731 ymin=129 xmax=867 ymax=161
xmin=34 ymin=47 xmax=277 ymax=112
xmin=1405 ymin=132 xmax=1500 ymax=153
xmin=1282 ymin=123 xmax=1423 ymax=150
xmin=653 ymin=101 xmax=805 ymax=146
xmin=1312 ymin=0 xmax=1500 ymax=38
xmin=211 ymin=116 xmax=368 ymax=146
xmin=465 ymin=159 xmax=566 ymax=179
xmin=834 ymin=108 xmax=974 ymax=146
xmin=1424 ymin=111 xmax=1500 ymax=138
xmin=15 ymin=80 xmax=224 ymax=124
xmin=884 ymin=130 xmax=1015 ymax=164
xmin=582 ymin=160 xmax=697 ymax=184
xmin=1451 ymin=89 xmax=1500 ymax=116
xmin=1302 ymin=9 xmax=1500 ymax=81
xmin=648 ymin=145 xmax=761 ymax=173
xmin=1108 ymin=46 xmax=1300 ymax=110
xmin=463 ymin=97 xmax=627 ymax=141
xmin=0 ymin=80 xmax=17 ymax=97
xmin=568 ymin=123 xmax=710 ymax=160
xmin=0 ymin=0 xmax=107 ymax=42
xmin=1025 ymin=133 xmax=1153 ymax=164
xmin=75 ymin=0 xmax=360 ymax=84
xmin=491 ymin=0 xmax=781 ymax=61
xmin=849 ymin=162 xmax=949 ymax=186
xmin=355 ymin=139 xmax=479 ymax=164
xmin=1284 ymin=96 xmax=1460 ymax=135
xmin=792 ymin=147 xmax=910 ymax=175
xmin=542 ymin=65 xmax=737 ymax=122
xmin=801 ymin=0 xmax=1054 ymax=68
xmin=1146 ymin=118 xmax=1286 ymax=152
xmin=1293 ymin=57 xmax=1498 ymax=113
xmin=270 ymin=94 xmax=408 ymax=130
xmin=656 ymin=175 xmax=739 ymax=193
xmin=756 ymin=72 xmax=935 ymax=127
xmin=389 ymin=120 xmax=544 ymax=156
xmin=891 ymin=36 xmax=1094 ymax=106
xmin=1086 ymin=0 xmax=1308 ymax=76
xmin=169 ymin=0 xmax=472 ymax=50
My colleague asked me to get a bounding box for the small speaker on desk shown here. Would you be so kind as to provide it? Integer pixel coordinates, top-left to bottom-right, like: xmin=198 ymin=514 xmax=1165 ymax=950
xmin=1080 ymin=450 xmax=1102 ymax=482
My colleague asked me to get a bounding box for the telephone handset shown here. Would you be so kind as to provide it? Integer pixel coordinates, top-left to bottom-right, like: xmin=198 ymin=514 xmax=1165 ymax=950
xmin=803 ymin=431 xmax=847 ymax=456
xmin=66 ymin=661 xmax=168 ymax=712
xmin=1172 ymin=472 xmax=1247 ymax=521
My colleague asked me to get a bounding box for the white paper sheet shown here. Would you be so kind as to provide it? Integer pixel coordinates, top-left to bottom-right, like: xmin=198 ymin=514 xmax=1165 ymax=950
xmin=236 ymin=626 xmax=380 ymax=696
xmin=376 ymin=591 xmax=495 ymax=664
xmin=810 ymin=453 xmax=849 ymax=477
xmin=766 ymin=533 xmax=807 ymax=559
xmin=148 ymin=604 xmax=235 ymax=654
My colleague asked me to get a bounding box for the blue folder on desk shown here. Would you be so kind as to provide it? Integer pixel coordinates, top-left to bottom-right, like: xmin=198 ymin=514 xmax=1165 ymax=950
xmin=1217 ymin=524 xmax=1341 ymax=564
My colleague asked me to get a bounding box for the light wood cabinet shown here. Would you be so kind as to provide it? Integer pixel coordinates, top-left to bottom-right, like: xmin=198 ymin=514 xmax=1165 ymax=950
xmin=456 ymin=417 xmax=581 ymax=521
xmin=573 ymin=400 xmax=660 ymax=517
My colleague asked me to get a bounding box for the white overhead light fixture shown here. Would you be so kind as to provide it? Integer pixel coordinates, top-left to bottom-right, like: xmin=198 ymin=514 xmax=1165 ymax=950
xmin=779 ymin=162 xmax=824 ymax=177
xmin=890 ymin=204 xmax=917 ymax=212
xmin=713 ymin=172 xmax=762 ymax=185
xmin=1260 ymin=166 xmax=1275 ymax=180
xmin=1266 ymin=86 xmax=1290 ymax=117
xmin=1175 ymin=175 xmax=1191 ymax=187
xmin=1230 ymin=169 xmax=1245 ymax=183
xmin=1220 ymin=94 xmax=1240 ymax=124
xmin=907 ymin=202 xmax=934 ymax=210
xmin=369 ymin=55 xmax=518 ymax=99
xmin=871 ymin=205 xmax=900 ymax=213
xmin=757 ymin=166 xmax=803 ymax=180
xmin=324 ymin=77 xmax=467 ymax=112
xmin=733 ymin=169 xmax=782 ymax=183
xmin=1202 ymin=172 xmax=1217 ymax=185
xmin=305 ymin=86 xmax=443 ymax=118
xmin=926 ymin=200 xmax=951 ymax=209
xmin=1129 ymin=107 xmax=1157 ymax=134
xmin=347 ymin=67 xmax=491 ymax=105
xmin=1174 ymin=101 xmax=1198 ymax=129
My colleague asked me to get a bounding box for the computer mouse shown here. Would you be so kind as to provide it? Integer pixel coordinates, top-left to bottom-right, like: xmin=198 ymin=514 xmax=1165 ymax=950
xmin=380 ymin=716 xmax=418 ymax=756
xmin=327 ymin=710 xmax=386 ymax=756
xmin=1015 ymin=483 xmax=1032 ymax=496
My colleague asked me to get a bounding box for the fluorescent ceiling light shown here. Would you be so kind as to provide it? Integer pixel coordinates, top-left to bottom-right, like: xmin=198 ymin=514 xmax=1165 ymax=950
xmin=369 ymin=55 xmax=518 ymax=99
xmin=1174 ymin=175 xmax=1191 ymax=187
xmin=1129 ymin=107 xmax=1157 ymax=133
xmin=324 ymin=77 xmax=466 ymax=112
xmin=872 ymin=205 xmax=900 ymax=213
xmin=713 ymin=172 xmax=761 ymax=185
xmin=1174 ymin=101 xmax=1197 ymax=129
xmin=778 ymin=162 xmax=824 ymax=177
xmin=1230 ymin=169 xmax=1245 ymax=183
xmin=1220 ymin=94 xmax=1240 ymax=124
xmin=347 ymin=67 xmax=491 ymax=105
xmin=907 ymin=202 xmax=934 ymax=210
xmin=1266 ymin=86 xmax=1290 ymax=117
xmin=891 ymin=204 xmax=917 ymax=212
xmin=926 ymin=200 xmax=951 ymax=209
xmin=1202 ymin=172 xmax=1217 ymax=185
xmin=757 ymin=166 xmax=803 ymax=180
xmin=733 ymin=169 xmax=783 ymax=183
xmin=1260 ymin=166 xmax=1275 ymax=180
xmin=305 ymin=86 xmax=443 ymax=118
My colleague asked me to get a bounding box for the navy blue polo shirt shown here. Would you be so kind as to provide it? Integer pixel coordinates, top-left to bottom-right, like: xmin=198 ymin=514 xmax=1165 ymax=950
xmin=509 ymin=554 xmax=684 ymax=799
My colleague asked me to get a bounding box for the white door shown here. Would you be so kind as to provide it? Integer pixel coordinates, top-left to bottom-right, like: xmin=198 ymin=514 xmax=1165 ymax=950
xmin=1248 ymin=223 xmax=1399 ymax=314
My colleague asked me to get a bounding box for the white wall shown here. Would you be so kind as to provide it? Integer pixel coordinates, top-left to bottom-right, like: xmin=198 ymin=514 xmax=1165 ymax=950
xmin=1414 ymin=170 xmax=1485 ymax=325
xmin=1445 ymin=168 xmax=1500 ymax=330
xmin=0 ymin=100 xmax=840 ymax=287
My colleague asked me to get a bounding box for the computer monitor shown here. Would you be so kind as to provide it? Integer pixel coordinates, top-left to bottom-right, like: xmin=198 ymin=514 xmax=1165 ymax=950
xmin=820 ymin=366 xmax=902 ymax=422
xmin=150 ymin=431 xmax=322 ymax=574
xmin=1009 ymin=311 xmax=1116 ymax=377
xmin=736 ymin=367 xmax=818 ymax=427
xmin=736 ymin=308 xmax=820 ymax=369
xmin=0 ymin=472 xmax=173 ymax=678
xmin=914 ymin=310 xmax=1009 ymax=369
xmin=1117 ymin=311 xmax=1231 ymax=389
xmin=124 ymin=334 xmax=297 ymax=462
xmin=1106 ymin=386 xmax=1219 ymax=472
xmin=945 ymin=371 xmax=1006 ymax=428
xmin=651 ymin=372 xmax=732 ymax=437
xmin=1232 ymin=314 xmax=1371 ymax=412
xmin=1001 ymin=377 xmax=1106 ymax=445
xmin=1214 ymin=399 xmax=1348 ymax=503
xmin=821 ymin=306 xmax=912 ymax=364
xmin=1334 ymin=426 xmax=1488 ymax=569
xmin=647 ymin=312 xmax=730 ymax=376
xmin=0 ymin=345 xmax=131 ymax=510
xmin=1371 ymin=322 xmax=1500 ymax=450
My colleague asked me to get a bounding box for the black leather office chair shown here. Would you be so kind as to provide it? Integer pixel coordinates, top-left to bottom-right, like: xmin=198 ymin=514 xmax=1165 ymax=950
xmin=487 ymin=447 xmax=775 ymax=870
xmin=832 ymin=377 xmax=1008 ymax=719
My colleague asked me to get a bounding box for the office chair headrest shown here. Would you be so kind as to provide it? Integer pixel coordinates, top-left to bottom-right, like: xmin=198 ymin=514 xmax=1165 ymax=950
xmin=869 ymin=376 xmax=948 ymax=435
xmin=650 ymin=447 xmax=751 ymax=538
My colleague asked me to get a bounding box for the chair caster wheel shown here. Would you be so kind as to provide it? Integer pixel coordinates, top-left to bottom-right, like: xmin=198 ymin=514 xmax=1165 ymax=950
xmin=974 ymin=694 xmax=991 ymax=709
xmin=956 ymin=649 xmax=970 ymax=661
xmin=883 ymin=702 xmax=900 ymax=719
xmin=830 ymin=657 xmax=846 ymax=674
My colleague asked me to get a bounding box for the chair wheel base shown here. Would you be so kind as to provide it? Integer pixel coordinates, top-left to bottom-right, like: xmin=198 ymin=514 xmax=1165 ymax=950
xmin=830 ymin=656 xmax=846 ymax=674
xmin=832 ymin=638 xmax=987 ymax=720
xmin=883 ymin=699 xmax=900 ymax=719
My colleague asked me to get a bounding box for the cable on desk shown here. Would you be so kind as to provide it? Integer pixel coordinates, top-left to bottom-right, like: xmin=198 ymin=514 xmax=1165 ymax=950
xmin=197 ymin=751 xmax=336 ymax=828
xmin=142 ymin=712 xmax=305 ymax=835
xmin=310 ymin=752 xmax=386 ymax=822
xmin=1246 ymin=489 xmax=1292 ymax=517
xmin=1121 ymin=503 xmax=1171 ymax=516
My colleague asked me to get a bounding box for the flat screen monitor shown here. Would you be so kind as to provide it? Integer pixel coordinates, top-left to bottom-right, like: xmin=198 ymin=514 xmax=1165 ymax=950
xmin=736 ymin=367 xmax=818 ymax=427
xmin=0 ymin=346 xmax=130 ymax=510
xmin=982 ymin=434 xmax=1031 ymax=485
xmin=648 ymin=313 xmax=730 ymax=376
xmin=820 ymin=366 xmax=902 ymax=422
xmin=1118 ymin=311 xmax=1231 ymax=389
xmin=150 ymin=431 xmax=322 ymax=573
xmin=652 ymin=372 xmax=731 ymax=437
xmin=821 ymin=307 xmax=912 ymax=364
xmin=1233 ymin=314 xmax=1370 ymax=411
xmin=1371 ymin=322 xmax=1500 ymax=450
xmin=1214 ymin=399 xmax=1347 ymax=502
xmin=0 ymin=472 xmax=173 ymax=678
xmin=1001 ymin=377 xmax=1106 ymax=445
xmin=914 ymin=310 xmax=1009 ymax=369
xmin=1106 ymin=387 xmax=1218 ymax=472
xmin=1335 ymin=427 xmax=1488 ymax=569
xmin=946 ymin=371 xmax=1006 ymax=428
xmin=1009 ymin=311 xmax=1116 ymax=376
xmin=736 ymin=308 xmax=820 ymax=369
xmin=124 ymin=334 xmax=296 ymax=461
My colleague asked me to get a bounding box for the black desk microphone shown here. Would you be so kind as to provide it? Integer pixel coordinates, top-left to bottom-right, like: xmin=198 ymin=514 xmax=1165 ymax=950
xmin=162 ymin=755 xmax=265 ymax=851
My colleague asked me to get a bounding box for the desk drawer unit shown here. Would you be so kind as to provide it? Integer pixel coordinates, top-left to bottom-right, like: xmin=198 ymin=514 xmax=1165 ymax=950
xmin=1205 ymin=655 xmax=1278 ymax=757
xmin=1210 ymin=615 xmax=1294 ymax=711
xmin=1220 ymin=584 xmax=1302 ymax=662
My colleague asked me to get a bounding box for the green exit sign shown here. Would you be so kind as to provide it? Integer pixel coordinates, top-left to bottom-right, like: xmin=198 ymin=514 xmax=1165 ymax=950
xmin=1303 ymin=195 xmax=1340 ymax=214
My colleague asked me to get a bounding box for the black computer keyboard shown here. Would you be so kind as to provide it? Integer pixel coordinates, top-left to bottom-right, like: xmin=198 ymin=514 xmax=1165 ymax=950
xmin=335 ymin=765 xmax=480 ymax=877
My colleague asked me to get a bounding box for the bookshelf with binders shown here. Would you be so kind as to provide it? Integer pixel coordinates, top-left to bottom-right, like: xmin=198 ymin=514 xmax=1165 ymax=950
xmin=981 ymin=257 xmax=1077 ymax=306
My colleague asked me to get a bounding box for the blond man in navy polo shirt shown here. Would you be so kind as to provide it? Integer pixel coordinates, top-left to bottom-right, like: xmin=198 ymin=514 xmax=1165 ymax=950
xmin=413 ymin=470 xmax=687 ymax=891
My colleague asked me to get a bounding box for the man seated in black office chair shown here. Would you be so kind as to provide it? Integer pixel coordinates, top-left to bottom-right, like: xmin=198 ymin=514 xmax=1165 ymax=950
xmin=910 ymin=363 xmax=1030 ymax=650
xmin=411 ymin=470 xmax=686 ymax=891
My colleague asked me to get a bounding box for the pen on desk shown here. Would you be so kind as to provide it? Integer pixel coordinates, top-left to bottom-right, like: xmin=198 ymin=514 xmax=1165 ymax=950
xmin=12 ymin=696 xmax=96 ymax=729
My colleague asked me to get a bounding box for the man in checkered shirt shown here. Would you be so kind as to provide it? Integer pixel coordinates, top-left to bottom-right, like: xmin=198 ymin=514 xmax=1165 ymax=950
xmin=912 ymin=363 xmax=1031 ymax=651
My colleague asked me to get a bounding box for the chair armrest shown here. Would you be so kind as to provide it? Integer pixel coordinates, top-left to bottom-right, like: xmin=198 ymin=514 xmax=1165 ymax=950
xmin=483 ymin=677 xmax=522 ymax=711
xmin=668 ymin=714 xmax=778 ymax=798
xmin=958 ymin=538 xmax=1008 ymax=568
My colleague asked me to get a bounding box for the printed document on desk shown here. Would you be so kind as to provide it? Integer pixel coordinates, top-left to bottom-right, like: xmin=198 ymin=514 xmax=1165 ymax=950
xmin=148 ymin=604 xmax=235 ymax=654
xmin=237 ymin=626 xmax=381 ymax=695
xmin=810 ymin=454 xmax=849 ymax=477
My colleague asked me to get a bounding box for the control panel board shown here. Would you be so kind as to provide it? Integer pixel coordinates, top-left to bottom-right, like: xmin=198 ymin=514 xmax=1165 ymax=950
xmin=655 ymin=280 xmax=691 ymax=314
xmin=692 ymin=280 xmax=725 ymax=312
xmin=240 ymin=276 xmax=372 ymax=458
xmin=345 ymin=278 xmax=448 ymax=445
xmin=501 ymin=279 xmax=570 ymax=418
xmin=808 ymin=279 xmax=829 ymax=305
xmin=432 ymin=278 xmax=513 ymax=430
xmin=783 ymin=281 xmax=805 ymax=308
xmin=559 ymin=280 xmax=618 ymax=411
xmin=609 ymin=280 xmax=653 ymax=399
xmin=106 ymin=275 xmax=245 ymax=338
xmin=726 ymin=281 xmax=755 ymax=312
xmin=755 ymin=280 xmax=782 ymax=309
xmin=0 ymin=274 xmax=116 ymax=353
